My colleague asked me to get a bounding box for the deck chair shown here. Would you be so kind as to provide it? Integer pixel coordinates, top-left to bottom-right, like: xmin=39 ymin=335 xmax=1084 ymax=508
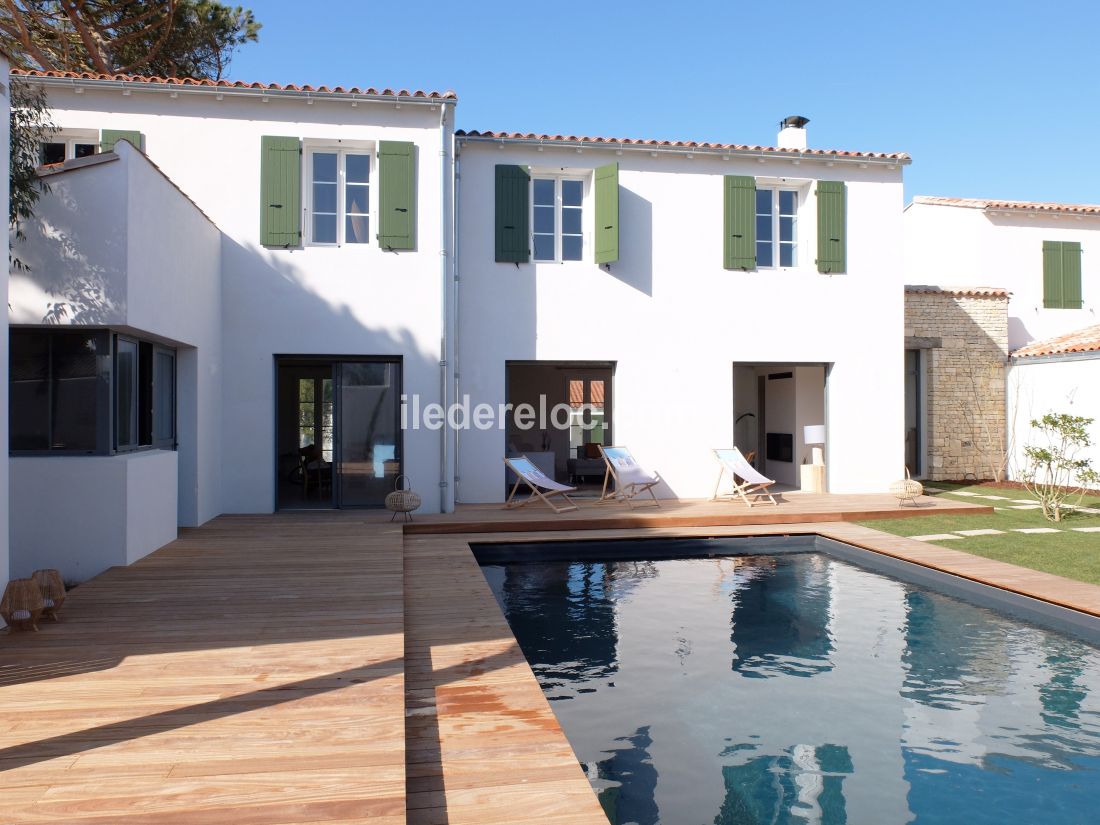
xmin=503 ymin=456 xmax=579 ymax=513
xmin=712 ymin=447 xmax=778 ymax=507
xmin=598 ymin=446 xmax=661 ymax=507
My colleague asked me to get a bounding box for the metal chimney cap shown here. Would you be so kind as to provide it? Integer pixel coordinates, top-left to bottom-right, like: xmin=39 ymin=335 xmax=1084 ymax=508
xmin=781 ymin=115 xmax=810 ymax=129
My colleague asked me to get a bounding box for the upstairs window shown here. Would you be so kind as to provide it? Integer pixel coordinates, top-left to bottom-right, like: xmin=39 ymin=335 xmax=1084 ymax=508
xmin=532 ymin=177 xmax=584 ymax=262
xmin=308 ymin=149 xmax=371 ymax=246
xmin=755 ymin=188 xmax=798 ymax=268
xmin=1042 ymin=240 xmax=1083 ymax=309
xmin=39 ymin=134 xmax=98 ymax=165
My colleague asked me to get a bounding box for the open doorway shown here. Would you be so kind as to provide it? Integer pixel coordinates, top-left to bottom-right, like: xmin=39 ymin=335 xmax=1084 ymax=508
xmin=276 ymin=357 xmax=402 ymax=509
xmin=732 ymin=363 xmax=827 ymax=492
xmin=505 ymin=361 xmax=614 ymax=497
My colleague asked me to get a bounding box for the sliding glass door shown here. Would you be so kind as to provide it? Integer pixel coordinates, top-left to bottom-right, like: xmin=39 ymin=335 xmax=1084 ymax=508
xmin=335 ymin=361 xmax=401 ymax=507
xmin=276 ymin=357 xmax=402 ymax=509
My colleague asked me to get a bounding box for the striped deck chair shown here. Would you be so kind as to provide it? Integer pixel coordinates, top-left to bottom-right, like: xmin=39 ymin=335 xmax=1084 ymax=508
xmin=598 ymin=446 xmax=661 ymax=507
xmin=711 ymin=447 xmax=778 ymax=507
xmin=503 ymin=456 xmax=579 ymax=513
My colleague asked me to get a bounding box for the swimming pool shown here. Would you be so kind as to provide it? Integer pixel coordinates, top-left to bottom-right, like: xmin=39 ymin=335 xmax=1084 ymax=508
xmin=478 ymin=537 xmax=1100 ymax=824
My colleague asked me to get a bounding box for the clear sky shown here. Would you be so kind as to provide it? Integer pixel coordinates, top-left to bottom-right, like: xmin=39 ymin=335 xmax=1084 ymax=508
xmin=231 ymin=0 xmax=1100 ymax=204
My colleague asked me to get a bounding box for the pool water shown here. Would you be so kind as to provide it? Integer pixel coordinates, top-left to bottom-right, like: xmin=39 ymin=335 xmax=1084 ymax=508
xmin=481 ymin=552 xmax=1100 ymax=824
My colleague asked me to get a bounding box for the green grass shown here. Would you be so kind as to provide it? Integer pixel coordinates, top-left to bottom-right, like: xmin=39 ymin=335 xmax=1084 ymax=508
xmin=858 ymin=483 xmax=1100 ymax=585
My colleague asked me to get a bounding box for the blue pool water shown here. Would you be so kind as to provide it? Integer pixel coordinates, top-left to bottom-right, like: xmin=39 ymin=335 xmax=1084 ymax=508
xmin=481 ymin=551 xmax=1100 ymax=824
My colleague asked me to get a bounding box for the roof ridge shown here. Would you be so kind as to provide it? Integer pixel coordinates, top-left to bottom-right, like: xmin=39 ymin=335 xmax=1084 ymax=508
xmin=914 ymin=195 xmax=1100 ymax=214
xmin=455 ymin=129 xmax=909 ymax=161
xmin=11 ymin=68 xmax=458 ymax=100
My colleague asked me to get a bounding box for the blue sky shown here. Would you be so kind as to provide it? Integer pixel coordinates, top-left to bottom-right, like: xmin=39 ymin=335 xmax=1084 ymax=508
xmin=232 ymin=0 xmax=1100 ymax=204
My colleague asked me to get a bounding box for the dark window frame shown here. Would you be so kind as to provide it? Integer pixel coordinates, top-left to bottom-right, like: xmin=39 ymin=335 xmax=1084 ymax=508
xmin=9 ymin=328 xmax=176 ymax=457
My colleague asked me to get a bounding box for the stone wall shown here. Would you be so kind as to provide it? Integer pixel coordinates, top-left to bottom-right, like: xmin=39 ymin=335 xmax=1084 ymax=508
xmin=905 ymin=287 xmax=1009 ymax=481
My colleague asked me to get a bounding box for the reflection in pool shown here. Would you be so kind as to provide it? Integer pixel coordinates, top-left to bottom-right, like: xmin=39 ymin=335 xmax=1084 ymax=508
xmin=484 ymin=552 xmax=1100 ymax=824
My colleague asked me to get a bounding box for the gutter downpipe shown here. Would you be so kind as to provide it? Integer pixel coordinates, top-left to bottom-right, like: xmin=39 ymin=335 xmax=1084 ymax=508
xmin=452 ymin=132 xmax=461 ymax=508
xmin=438 ymin=102 xmax=453 ymax=513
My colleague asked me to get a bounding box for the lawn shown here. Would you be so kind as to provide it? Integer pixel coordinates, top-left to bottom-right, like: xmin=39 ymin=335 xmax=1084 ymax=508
xmin=858 ymin=483 xmax=1100 ymax=585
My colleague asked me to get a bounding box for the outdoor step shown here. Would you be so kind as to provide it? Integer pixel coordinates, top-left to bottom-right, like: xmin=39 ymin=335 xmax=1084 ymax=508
xmin=908 ymin=533 xmax=965 ymax=541
xmin=955 ymin=529 xmax=1005 ymax=536
xmin=1012 ymin=528 xmax=1063 ymax=534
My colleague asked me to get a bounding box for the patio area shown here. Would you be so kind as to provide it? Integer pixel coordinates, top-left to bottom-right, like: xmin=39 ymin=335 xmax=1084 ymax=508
xmin=9 ymin=491 xmax=1090 ymax=824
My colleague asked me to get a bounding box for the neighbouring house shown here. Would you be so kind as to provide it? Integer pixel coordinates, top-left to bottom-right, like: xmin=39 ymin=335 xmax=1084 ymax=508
xmin=7 ymin=71 xmax=913 ymax=582
xmin=1008 ymin=324 xmax=1100 ymax=487
xmin=454 ymin=121 xmax=910 ymax=502
xmin=905 ymin=196 xmax=1100 ymax=482
xmin=8 ymin=69 xmax=457 ymax=581
xmin=903 ymin=286 xmax=1009 ymax=481
xmin=905 ymin=197 xmax=1100 ymax=351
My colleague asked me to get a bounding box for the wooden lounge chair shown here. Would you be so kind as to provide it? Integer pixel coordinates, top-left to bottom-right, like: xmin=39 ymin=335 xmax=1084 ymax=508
xmin=503 ymin=456 xmax=579 ymax=513
xmin=712 ymin=447 xmax=778 ymax=507
xmin=598 ymin=445 xmax=661 ymax=507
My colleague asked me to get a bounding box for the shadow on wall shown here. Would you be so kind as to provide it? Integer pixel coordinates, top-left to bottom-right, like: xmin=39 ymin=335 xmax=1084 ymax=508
xmin=217 ymin=236 xmax=444 ymax=513
xmin=609 ymin=187 xmax=653 ymax=297
xmin=13 ymin=182 xmax=126 ymax=325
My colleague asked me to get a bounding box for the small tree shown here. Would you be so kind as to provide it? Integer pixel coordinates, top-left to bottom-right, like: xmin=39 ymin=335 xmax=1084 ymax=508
xmin=9 ymin=79 xmax=56 ymax=267
xmin=1021 ymin=413 xmax=1100 ymax=522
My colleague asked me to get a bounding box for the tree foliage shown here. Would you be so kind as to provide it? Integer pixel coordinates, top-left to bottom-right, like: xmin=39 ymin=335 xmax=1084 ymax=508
xmin=9 ymin=79 xmax=55 ymax=264
xmin=0 ymin=1 xmax=260 ymax=78
xmin=1021 ymin=413 xmax=1100 ymax=522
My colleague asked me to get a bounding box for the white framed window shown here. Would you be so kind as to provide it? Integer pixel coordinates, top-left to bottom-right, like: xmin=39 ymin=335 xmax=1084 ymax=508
xmin=532 ymin=176 xmax=584 ymax=262
xmin=307 ymin=148 xmax=372 ymax=246
xmin=755 ymin=188 xmax=799 ymax=268
xmin=39 ymin=132 xmax=99 ymax=165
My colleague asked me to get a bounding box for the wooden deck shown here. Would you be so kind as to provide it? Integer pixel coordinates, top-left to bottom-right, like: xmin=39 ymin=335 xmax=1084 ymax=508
xmin=7 ymin=492 xmax=1100 ymax=824
xmin=0 ymin=514 xmax=406 ymax=824
xmin=408 ymin=490 xmax=991 ymax=534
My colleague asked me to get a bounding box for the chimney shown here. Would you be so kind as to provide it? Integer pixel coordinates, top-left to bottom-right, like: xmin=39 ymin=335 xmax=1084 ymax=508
xmin=777 ymin=115 xmax=810 ymax=150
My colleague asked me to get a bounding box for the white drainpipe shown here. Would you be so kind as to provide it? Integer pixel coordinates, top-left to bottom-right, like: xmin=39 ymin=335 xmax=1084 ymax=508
xmin=438 ymin=103 xmax=455 ymax=513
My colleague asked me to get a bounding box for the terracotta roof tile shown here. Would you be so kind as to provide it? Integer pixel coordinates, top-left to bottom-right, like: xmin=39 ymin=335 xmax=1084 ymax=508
xmin=11 ymin=68 xmax=457 ymax=100
xmin=1013 ymin=324 xmax=1100 ymax=358
xmin=913 ymin=196 xmax=1100 ymax=216
xmin=456 ymin=130 xmax=909 ymax=161
xmin=905 ymin=285 xmax=1010 ymax=298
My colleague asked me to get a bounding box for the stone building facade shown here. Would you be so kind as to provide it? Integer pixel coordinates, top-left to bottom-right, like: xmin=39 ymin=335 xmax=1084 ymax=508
xmin=904 ymin=286 xmax=1010 ymax=481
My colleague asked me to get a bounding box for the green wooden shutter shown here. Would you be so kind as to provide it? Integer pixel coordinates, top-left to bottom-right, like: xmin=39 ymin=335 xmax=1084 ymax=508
xmin=816 ymin=181 xmax=847 ymax=274
xmin=723 ymin=175 xmax=755 ymax=270
xmin=595 ymin=162 xmax=619 ymax=264
xmin=260 ymin=135 xmax=302 ymax=247
xmin=1043 ymin=240 xmax=1064 ymax=308
xmin=378 ymin=141 xmax=415 ymax=250
xmin=100 ymin=129 xmax=142 ymax=152
xmin=1062 ymin=241 xmax=1083 ymax=309
xmin=495 ymin=165 xmax=530 ymax=263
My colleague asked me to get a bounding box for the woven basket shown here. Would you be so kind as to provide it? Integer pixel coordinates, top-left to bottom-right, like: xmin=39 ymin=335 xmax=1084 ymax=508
xmin=890 ymin=468 xmax=923 ymax=505
xmin=32 ymin=569 xmax=67 ymax=621
xmin=385 ymin=475 xmax=422 ymax=522
xmin=1 ymin=578 xmax=45 ymax=631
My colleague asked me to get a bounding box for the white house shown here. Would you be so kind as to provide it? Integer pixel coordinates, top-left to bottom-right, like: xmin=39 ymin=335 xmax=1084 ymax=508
xmin=453 ymin=122 xmax=910 ymax=502
xmin=8 ymin=70 xmax=914 ymax=582
xmin=905 ymin=197 xmax=1100 ymax=351
xmin=1008 ymin=325 xmax=1100 ymax=488
xmin=9 ymin=70 xmax=456 ymax=581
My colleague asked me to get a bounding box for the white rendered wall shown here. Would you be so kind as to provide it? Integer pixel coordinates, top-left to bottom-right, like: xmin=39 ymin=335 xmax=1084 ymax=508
xmin=905 ymin=202 xmax=1100 ymax=350
xmin=0 ymin=54 xmax=9 ymax=592
xmin=9 ymin=145 xmax=223 ymax=528
xmin=10 ymin=451 xmax=178 ymax=583
xmin=455 ymin=142 xmax=906 ymax=500
xmin=1007 ymin=356 xmax=1100 ymax=486
xmin=34 ymin=85 xmax=454 ymax=513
